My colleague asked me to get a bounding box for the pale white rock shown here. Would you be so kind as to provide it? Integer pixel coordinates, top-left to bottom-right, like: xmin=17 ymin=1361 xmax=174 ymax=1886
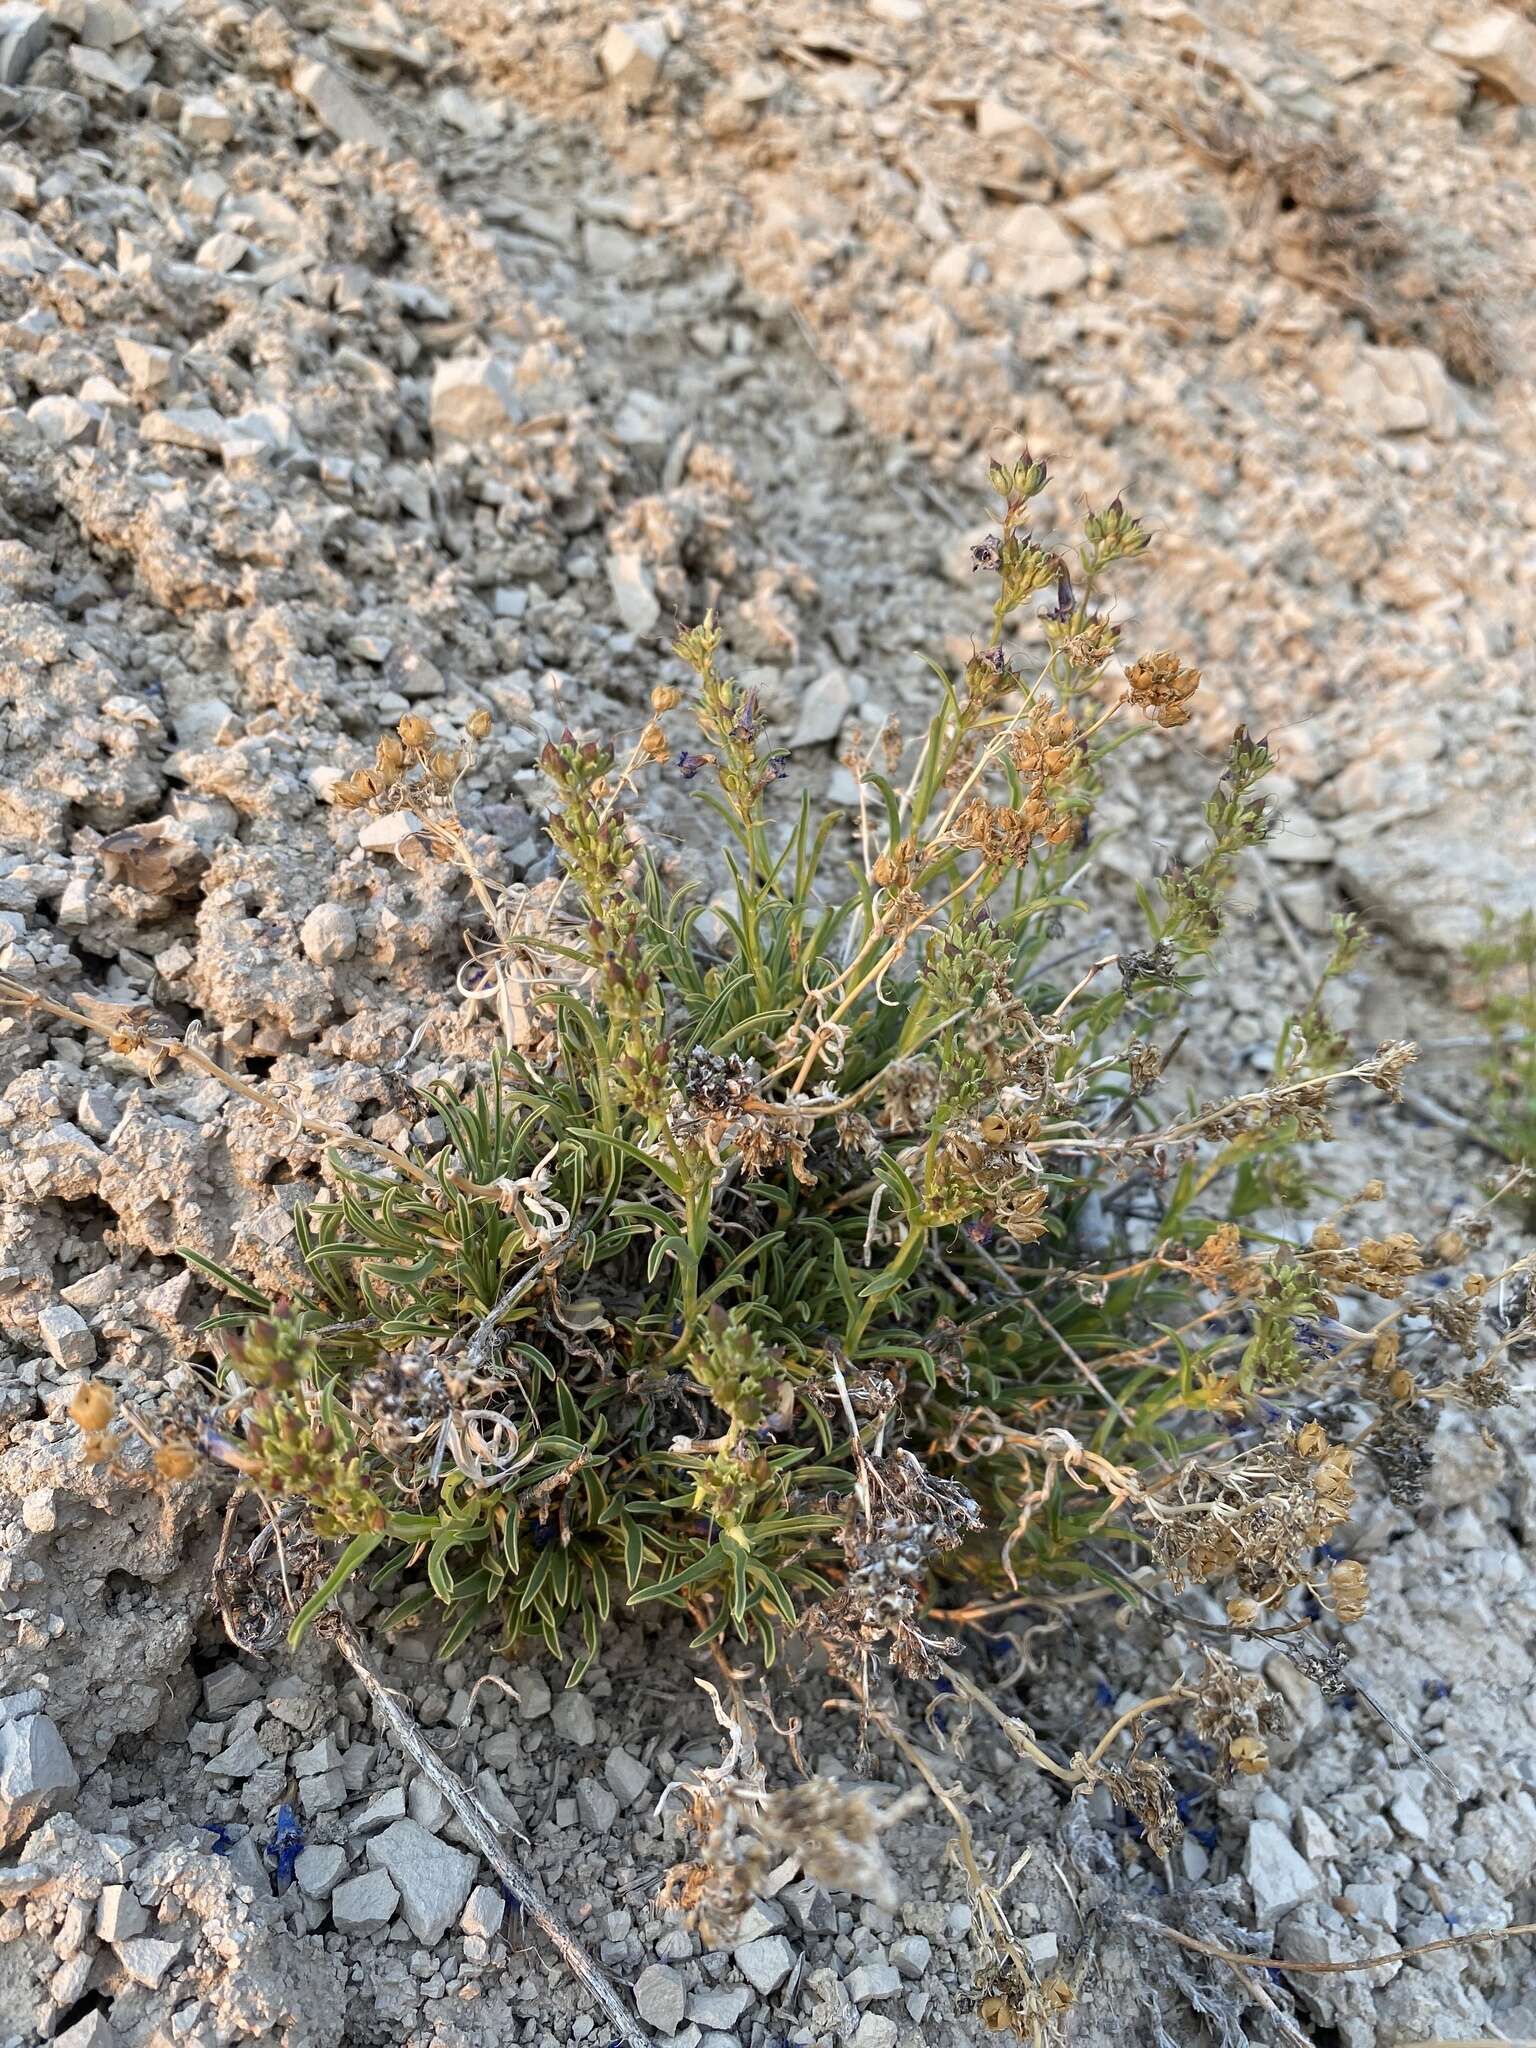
xmin=179 ymin=92 xmax=232 ymax=145
xmin=1061 ymin=171 xmax=1186 ymax=250
xmin=604 ymin=1745 xmax=652 ymax=1808
xmin=294 ymin=1844 xmax=347 ymax=1899
xmin=139 ymin=407 xmax=230 ymax=455
xmin=330 ymin=1866 xmax=397 ymax=1934
xmin=510 ymin=1665 xmax=551 ymax=1719
xmin=430 ymin=355 xmax=521 ymax=443
xmin=611 ymin=389 xmax=675 ymax=457
xmin=204 ymin=1730 xmax=267 ymax=1780
xmin=847 ymin=1962 xmax=901 ymax=2002
xmin=598 ymin=16 xmax=668 ymax=94
xmin=291 ymin=58 xmax=391 ymax=148
xmin=53 ymin=2014 xmax=115 ymax=2048
xmin=365 ymin=1819 xmax=476 ymax=1944
xmin=194 ymin=229 xmax=249 ymax=273
xmin=461 ymin=1883 xmax=505 ymax=1939
xmin=1312 ymin=341 xmax=1459 ymax=441
xmin=299 ymin=902 xmax=357 ymax=965
xmin=734 ymin=1933 xmax=795 ymax=1994
xmin=28 ymin=395 xmax=95 ymax=446
xmin=37 ymin=1302 xmax=95 ymax=1367
xmin=113 ymin=1935 xmax=182 ymax=1988
xmin=357 ymin=810 xmax=423 ymax=855
xmin=406 ymin=1775 xmax=450 ymax=1833
xmin=0 ymin=1714 xmax=78 ymax=1846
xmin=434 ymin=84 xmax=504 ymax=138
xmin=975 ymin=98 xmax=1041 ymax=142
xmin=96 ymin=1883 xmax=149 ymax=1942
xmin=606 ymin=549 xmax=660 ymax=635
xmin=790 ymin=667 xmax=852 ymax=749
xmin=890 ymin=1934 xmax=930 ymax=1979
xmin=576 ymin=1776 xmax=618 ymax=1833
xmin=66 ymin=42 xmax=135 ymax=90
xmin=635 ymin=1963 xmax=688 ymax=2035
xmin=349 ymin=1786 xmax=406 ymax=1836
xmin=0 ymin=161 xmax=37 ymax=209
xmin=866 ymin=0 xmax=925 ymax=20
xmin=994 ymin=204 xmax=1087 ymax=295
xmin=78 ymin=0 xmax=139 ymax=47
xmin=1244 ymin=1817 xmax=1320 ymax=1926
xmin=1430 ymin=10 xmax=1536 ymax=104
xmin=0 ymin=3 xmax=49 ymax=88
xmin=551 ymin=1690 xmax=598 ymax=1745
xmin=116 ymin=334 xmax=174 ymax=391
xmin=688 ymin=1985 xmax=753 ymax=2029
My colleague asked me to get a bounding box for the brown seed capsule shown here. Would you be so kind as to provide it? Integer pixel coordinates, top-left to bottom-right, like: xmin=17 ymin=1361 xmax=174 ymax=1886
xmin=1311 ymin=1223 xmax=1343 ymax=1252
xmin=69 ymin=1380 xmax=114 ymax=1433
xmin=1431 ymin=1229 xmax=1466 ymax=1266
xmin=397 ymin=714 xmax=433 ymax=751
xmin=1229 ymin=1734 xmax=1269 ymax=1776
xmin=154 ymin=1443 xmax=198 ymax=1482
xmin=651 ymin=683 xmax=682 ymax=713
xmin=428 ymin=747 xmax=462 ymax=785
xmin=1388 ymin=1366 xmax=1415 ymax=1404
xmin=330 ymin=772 xmax=369 ymax=809
xmin=1295 ymin=1420 xmax=1328 ymax=1460
xmin=978 ymin=1113 xmax=1011 ymax=1147
xmin=375 ymin=732 xmax=405 ymax=778
xmin=639 ymin=720 xmax=670 ymax=763
xmin=1226 ymin=1596 xmax=1260 ymax=1628
xmin=1463 ymin=1271 xmax=1489 ymax=1298
xmin=466 ymin=709 xmax=493 ymax=741
xmin=1330 ymin=1558 xmax=1369 ymax=1623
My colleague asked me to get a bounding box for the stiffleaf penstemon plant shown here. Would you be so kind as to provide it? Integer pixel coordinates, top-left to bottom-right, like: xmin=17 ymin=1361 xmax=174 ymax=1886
xmin=51 ymin=454 xmax=1529 ymax=1711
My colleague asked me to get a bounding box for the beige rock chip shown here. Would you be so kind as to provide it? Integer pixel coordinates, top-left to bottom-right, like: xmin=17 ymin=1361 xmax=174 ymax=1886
xmin=992 ymin=203 xmax=1088 ymax=296
xmin=290 ymin=56 xmax=391 ymax=148
xmin=1430 ymin=9 xmax=1536 ymax=104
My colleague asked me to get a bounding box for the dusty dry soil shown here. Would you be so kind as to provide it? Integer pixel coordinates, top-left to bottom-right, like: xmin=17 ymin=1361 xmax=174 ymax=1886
xmin=1 ymin=0 xmax=1535 ymax=2044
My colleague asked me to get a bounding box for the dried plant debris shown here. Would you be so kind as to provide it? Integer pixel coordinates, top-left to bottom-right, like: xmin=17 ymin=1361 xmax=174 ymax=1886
xmin=1182 ymin=95 xmax=1510 ymax=385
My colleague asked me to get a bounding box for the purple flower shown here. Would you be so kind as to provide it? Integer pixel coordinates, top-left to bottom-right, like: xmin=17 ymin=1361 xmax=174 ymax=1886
xmin=732 ymin=690 xmax=760 ymax=741
xmin=763 ymin=751 xmax=790 ymax=782
xmin=1039 ymin=569 xmax=1076 ymax=623
xmin=970 ymin=534 xmax=1003 ymax=574
xmin=676 ymin=750 xmax=710 ymax=780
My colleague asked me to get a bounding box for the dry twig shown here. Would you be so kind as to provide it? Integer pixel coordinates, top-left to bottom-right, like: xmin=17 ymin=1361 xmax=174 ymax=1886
xmin=328 ymin=1615 xmax=654 ymax=2048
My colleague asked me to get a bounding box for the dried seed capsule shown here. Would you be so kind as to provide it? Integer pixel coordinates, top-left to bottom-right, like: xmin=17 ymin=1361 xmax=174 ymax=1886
xmin=397 ymin=713 xmax=434 ymax=751
xmin=69 ymin=1381 xmax=114 ymax=1433
xmin=650 ymin=683 xmax=682 ymax=713
xmin=1229 ymin=1734 xmax=1269 ymax=1776
xmin=154 ymin=1443 xmax=198 ymax=1481
xmin=1294 ymin=1420 xmax=1328 ymax=1459
xmin=1330 ymin=1559 xmax=1369 ymax=1623
xmin=639 ymin=720 xmax=670 ymax=762
xmin=1226 ymin=1597 xmax=1260 ymax=1628
xmin=376 ymin=732 xmax=406 ymax=777
xmin=466 ymin=709 xmax=493 ymax=741
xmin=428 ymin=746 xmax=462 ymax=784
xmin=978 ymin=1113 xmax=1010 ymax=1147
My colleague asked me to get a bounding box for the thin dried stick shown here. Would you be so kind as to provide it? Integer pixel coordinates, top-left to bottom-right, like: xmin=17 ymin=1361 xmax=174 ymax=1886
xmin=1128 ymin=1911 xmax=1536 ymax=1978
xmin=327 ymin=1616 xmax=653 ymax=2048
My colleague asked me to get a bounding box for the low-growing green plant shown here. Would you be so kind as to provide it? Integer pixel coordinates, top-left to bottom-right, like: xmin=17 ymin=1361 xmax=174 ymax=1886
xmin=37 ymin=454 xmax=1525 ymax=1705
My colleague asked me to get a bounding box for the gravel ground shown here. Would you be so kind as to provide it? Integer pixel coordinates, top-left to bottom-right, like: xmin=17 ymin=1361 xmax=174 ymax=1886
xmin=1 ymin=0 xmax=1534 ymax=2043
